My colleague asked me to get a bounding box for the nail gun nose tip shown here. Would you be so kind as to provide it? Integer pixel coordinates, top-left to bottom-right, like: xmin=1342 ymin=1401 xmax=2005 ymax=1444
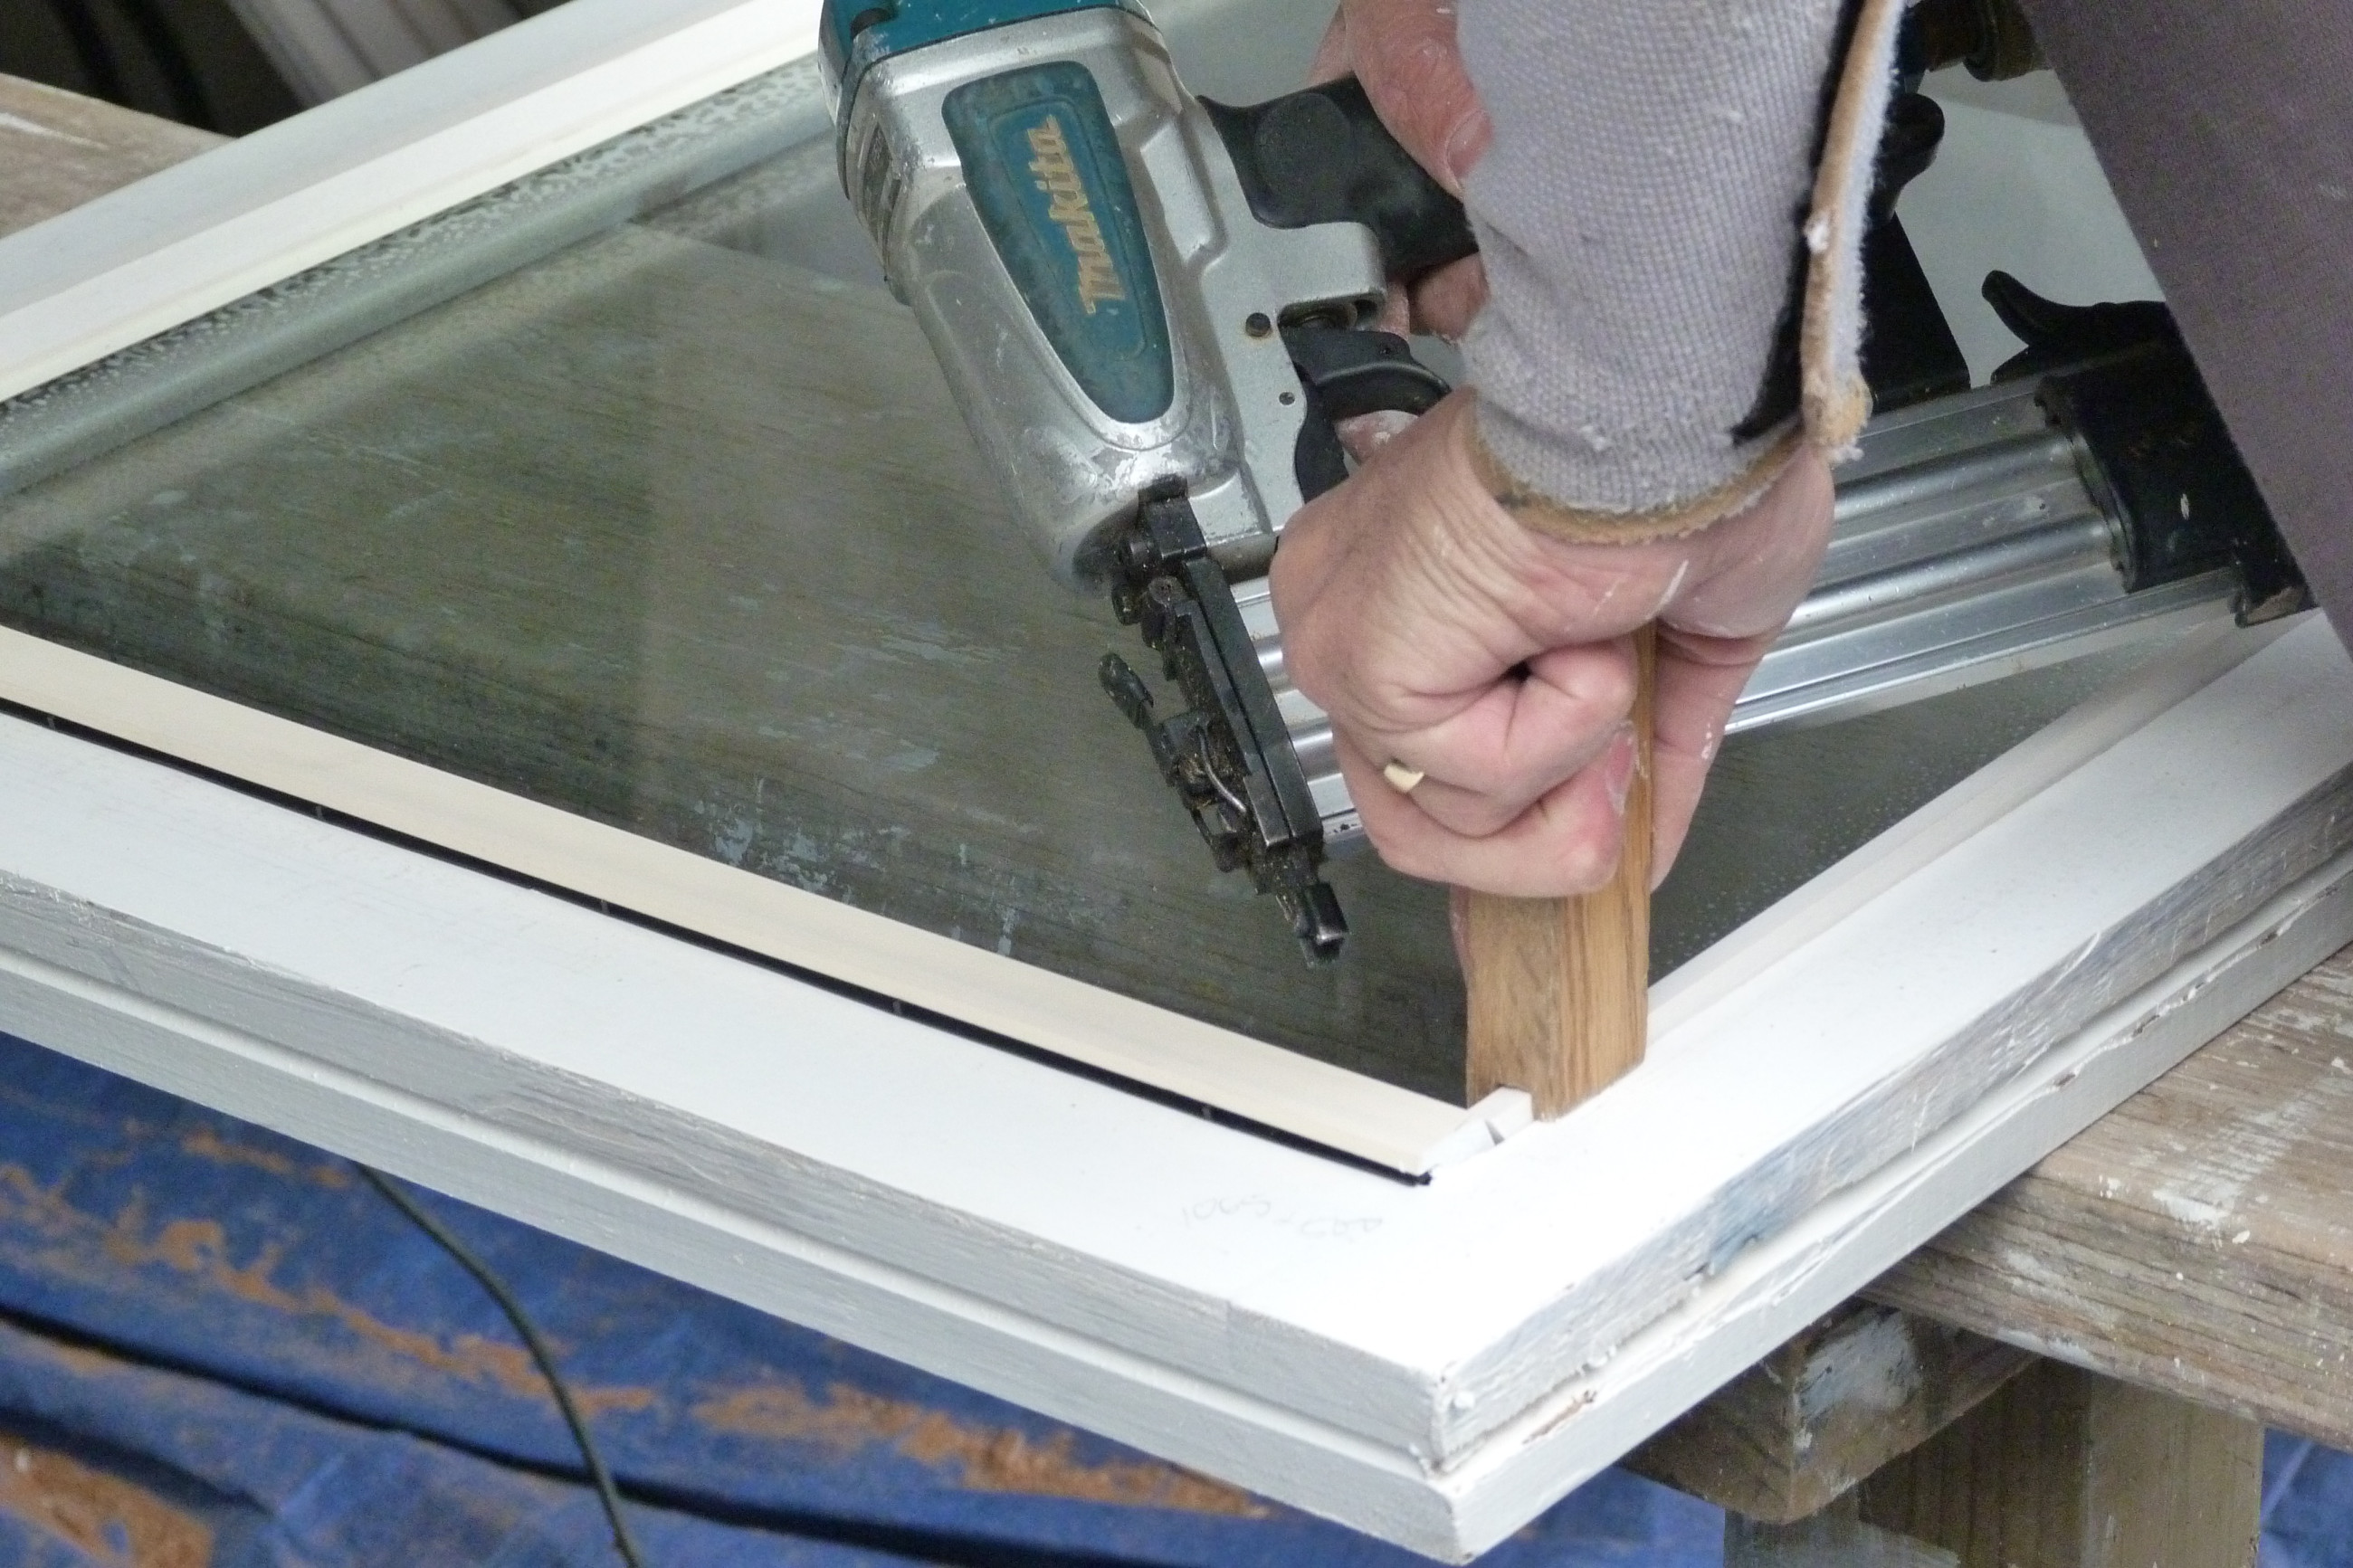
xmin=1099 ymin=652 xmax=1155 ymax=728
xmin=1293 ymin=884 xmax=1349 ymax=965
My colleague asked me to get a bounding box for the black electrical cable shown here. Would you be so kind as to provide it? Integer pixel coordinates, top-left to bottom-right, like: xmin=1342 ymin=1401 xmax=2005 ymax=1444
xmin=357 ymin=1164 xmax=649 ymax=1568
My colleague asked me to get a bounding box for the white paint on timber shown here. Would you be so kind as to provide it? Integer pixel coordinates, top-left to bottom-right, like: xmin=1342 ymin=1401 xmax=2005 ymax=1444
xmin=0 ymin=0 xmax=824 ymax=404
xmin=1434 ymin=852 xmax=2353 ymax=1552
xmin=1260 ymin=620 xmax=2353 ymax=1460
xmin=1653 ymin=616 xmax=2299 ymax=1035
xmin=1 ymin=620 xmax=2348 ymax=1556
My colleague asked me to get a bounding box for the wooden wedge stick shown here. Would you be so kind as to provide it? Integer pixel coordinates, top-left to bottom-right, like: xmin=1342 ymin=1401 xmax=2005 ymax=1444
xmin=1465 ymin=624 xmax=1655 ymax=1117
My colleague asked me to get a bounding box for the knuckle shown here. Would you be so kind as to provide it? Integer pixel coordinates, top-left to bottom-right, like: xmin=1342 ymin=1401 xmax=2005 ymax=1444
xmin=1545 ymin=802 xmax=1623 ymax=893
xmin=1367 ymin=825 xmax=1441 ymax=883
xmin=1557 ymin=839 xmax=1619 ymax=894
xmin=1584 ymin=652 xmax=1639 ymax=719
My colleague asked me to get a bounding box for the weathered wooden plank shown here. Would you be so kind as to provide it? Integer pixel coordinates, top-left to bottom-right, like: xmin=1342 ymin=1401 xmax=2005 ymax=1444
xmin=0 ymin=73 xmax=223 ymax=239
xmin=1660 ymin=945 xmax=2353 ymax=1528
xmin=1870 ymin=939 xmax=2353 ymax=1449
xmin=1854 ymin=1361 xmax=2262 ymax=1568
xmin=1628 ymin=1304 xmax=2033 ymax=1524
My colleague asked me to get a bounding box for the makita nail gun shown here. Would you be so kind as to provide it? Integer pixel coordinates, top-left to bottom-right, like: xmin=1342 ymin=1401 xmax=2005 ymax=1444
xmin=819 ymin=0 xmax=2306 ymax=965
xmin=818 ymin=0 xmax=1476 ymax=964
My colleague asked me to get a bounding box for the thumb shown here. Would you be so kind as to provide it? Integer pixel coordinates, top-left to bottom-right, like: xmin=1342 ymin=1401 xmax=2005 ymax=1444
xmin=1328 ymin=0 xmax=1491 ymax=193
xmin=1307 ymin=5 xmax=1351 ymax=82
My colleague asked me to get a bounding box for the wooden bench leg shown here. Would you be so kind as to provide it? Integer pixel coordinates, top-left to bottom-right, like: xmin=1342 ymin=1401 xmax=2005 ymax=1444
xmin=1850 ymin=1359 xmax=2262 ymax=1568
xmin=1629 ymin=1304 xmax=2034 ymax=1523
xmin=1726 ymin=1494 xmax=1958 ymax=1566
xmin=1726 ymin=1359 xmax=2262 ymax=1567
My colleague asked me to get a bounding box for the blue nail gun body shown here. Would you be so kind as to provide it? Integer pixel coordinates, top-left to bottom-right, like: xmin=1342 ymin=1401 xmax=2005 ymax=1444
xmin=819 ymin=0 xmax=1474 ymax=960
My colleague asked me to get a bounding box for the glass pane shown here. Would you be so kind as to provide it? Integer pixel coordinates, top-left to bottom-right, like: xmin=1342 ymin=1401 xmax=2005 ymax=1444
xmin=0 ymin=25 xmax=2159 ymax=1107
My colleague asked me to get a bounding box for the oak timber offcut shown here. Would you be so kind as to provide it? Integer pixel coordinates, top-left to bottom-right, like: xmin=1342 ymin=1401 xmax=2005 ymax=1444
xmin=1466 ymin=627 xmax=1655 ymax=1116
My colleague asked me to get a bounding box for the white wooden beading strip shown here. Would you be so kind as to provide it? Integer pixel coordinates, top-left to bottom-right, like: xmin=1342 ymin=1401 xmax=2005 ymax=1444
xmin=0 ymin=626 xmax=1486 ymax=1172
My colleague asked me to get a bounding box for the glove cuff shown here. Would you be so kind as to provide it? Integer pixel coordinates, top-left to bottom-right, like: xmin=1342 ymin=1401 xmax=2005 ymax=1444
xmin=1800 ymin=0 xmax=1908 ymax=457
xmin=1469 ymin=407 xmax=1804 ymax=546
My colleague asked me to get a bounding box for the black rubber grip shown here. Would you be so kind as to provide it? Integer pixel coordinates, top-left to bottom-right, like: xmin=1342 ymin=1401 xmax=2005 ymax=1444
xmin=1202 ymin=77 xmax=1478 ymax=278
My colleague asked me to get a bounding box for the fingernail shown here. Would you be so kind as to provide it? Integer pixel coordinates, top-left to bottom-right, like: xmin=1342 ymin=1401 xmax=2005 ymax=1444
xmin=1443 ymin=109 xmax=1492 ymax=190
xmin=1601 ymin=727 xmax=1637 ymax=815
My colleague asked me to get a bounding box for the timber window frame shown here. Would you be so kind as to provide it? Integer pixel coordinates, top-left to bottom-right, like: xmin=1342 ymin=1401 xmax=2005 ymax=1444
xmin=0 ymin=2 xmax=2348 ymax=1557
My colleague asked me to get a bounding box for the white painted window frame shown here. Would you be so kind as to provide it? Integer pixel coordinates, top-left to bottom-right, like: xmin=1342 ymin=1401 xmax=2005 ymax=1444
xmin=2 ymin=3 xmax=2350 ymax=1556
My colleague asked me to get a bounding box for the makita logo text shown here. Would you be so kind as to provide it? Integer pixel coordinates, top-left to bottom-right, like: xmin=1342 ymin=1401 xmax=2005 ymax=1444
xmin=1025 ymin=116 xmax=1127 ymax=314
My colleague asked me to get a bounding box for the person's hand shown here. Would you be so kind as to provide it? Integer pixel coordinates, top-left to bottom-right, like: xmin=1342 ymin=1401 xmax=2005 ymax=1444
xmin=1270 ymin=392 xmax=1834 ymax=897
xmin=1307 ymin=0 xmax=1489 ymax=338
xmin=1285 ymin=0 xmax=1838 ymax=898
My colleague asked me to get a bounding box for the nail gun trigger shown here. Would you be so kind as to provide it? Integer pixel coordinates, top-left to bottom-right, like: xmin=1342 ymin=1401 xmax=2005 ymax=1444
xmin=1282 ymin=325 xmax=1452 ymax=420
xmin=1280 ymin=324 xmax=1453 ymax=502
